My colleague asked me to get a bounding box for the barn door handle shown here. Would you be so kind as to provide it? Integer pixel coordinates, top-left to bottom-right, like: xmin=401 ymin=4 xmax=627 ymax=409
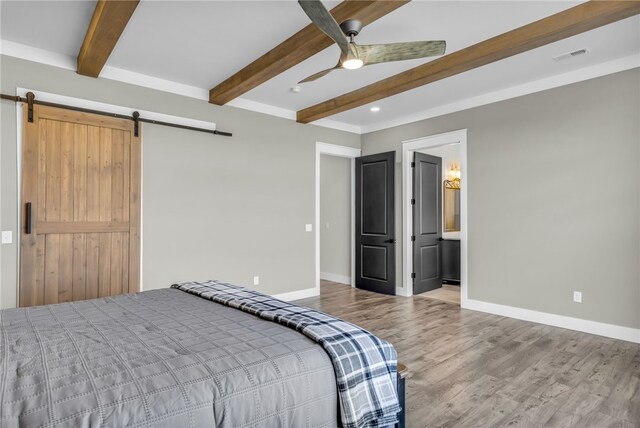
xmin=25 ymin=202 xmax=32 ymax=234
xmin=384 ymin=239 xmax=396 ymax=243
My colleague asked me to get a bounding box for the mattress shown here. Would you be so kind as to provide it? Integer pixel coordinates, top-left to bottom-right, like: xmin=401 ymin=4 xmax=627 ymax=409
xmin=0 ymin=288 xmax=338 ymax=427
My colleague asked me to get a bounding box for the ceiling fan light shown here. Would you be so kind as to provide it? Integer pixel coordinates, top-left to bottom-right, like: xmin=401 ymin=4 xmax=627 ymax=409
xmin=342 ymin=58 xmax=363 ymax=70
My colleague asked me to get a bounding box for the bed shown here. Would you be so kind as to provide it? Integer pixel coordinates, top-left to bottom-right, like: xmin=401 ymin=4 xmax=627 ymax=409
xmin=0 ymin=280 xmax=403 ymax=428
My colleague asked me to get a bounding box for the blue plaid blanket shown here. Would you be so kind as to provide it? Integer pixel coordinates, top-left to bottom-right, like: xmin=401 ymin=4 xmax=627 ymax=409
xmin=171 ymin=280 xmax=401 ymax=428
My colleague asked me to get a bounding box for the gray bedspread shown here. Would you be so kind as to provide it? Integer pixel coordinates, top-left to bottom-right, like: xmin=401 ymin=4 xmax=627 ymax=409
xmin=172 ymin=281 xmax=400 ymax=428
xmin=0 ymin=288 xmax=338 ymax=428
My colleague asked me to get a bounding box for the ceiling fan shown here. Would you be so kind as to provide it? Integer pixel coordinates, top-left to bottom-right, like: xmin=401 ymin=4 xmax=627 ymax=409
xmin=297 ymin=0 xmax=446 ymax=83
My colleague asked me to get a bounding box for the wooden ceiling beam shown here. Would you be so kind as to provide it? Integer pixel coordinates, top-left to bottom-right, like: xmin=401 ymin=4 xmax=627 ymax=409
xmin=209 ymin=0 xmax=410 ymax=106
xmin=77 ymin=0 xmax=140 ymax=77
xmin=297 ymin=0 xmax=640 ymax=123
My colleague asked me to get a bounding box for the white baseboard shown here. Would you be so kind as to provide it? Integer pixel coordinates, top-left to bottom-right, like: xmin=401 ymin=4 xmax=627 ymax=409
xmin=272 ymin=287 xmax=319 ymax=302
xmin=463 ymin=298 xmax=640 ymax=344
xmin=320 ymin=272 xmax=351 ymax=285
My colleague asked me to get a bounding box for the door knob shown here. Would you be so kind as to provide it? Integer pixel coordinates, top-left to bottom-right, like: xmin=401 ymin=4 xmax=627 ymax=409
xmin=384 ymin=239 xmax=396 ymax=243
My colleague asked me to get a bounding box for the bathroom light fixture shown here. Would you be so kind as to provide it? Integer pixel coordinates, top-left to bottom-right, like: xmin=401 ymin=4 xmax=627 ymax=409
xmin=445 ymin=164 xmax=461 ymax=189
xmin=447 ymin=164 xmax=461 ymax=179
xmin=370 ymin=106 xmax=380 ymax=112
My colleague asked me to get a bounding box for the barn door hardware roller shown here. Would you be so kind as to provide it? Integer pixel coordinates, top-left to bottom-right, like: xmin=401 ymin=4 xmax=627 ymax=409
xmin=26 ymin=92 xmax=35 ymax=123
xmin=0 ymin=92 xmax=232 ymax=137
xmin=133 ymin=111 xmax=140 ymax=137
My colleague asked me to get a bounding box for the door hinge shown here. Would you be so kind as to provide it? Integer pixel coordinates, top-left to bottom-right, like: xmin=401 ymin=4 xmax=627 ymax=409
xmin=411 ymin=273 xmax=416 ymax=279
xmin=411 ymin=161 xmax=415 ymax=168
xmin=411 ymin=198 xmax=415 ymax=205
xmin=411 ymin=235 xmax=415 ymax=242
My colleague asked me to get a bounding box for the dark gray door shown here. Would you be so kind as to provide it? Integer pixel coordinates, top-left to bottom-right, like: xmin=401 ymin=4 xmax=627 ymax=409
xmin=413 ymin=152 xmax=442 ymax=294
xmin=355 ymin=151 xmax=395 ymax=295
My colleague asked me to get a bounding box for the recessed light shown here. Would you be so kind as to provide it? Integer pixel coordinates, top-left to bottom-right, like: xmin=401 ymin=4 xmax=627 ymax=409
xmin=370 ymin=106 xmax=380 ymax=112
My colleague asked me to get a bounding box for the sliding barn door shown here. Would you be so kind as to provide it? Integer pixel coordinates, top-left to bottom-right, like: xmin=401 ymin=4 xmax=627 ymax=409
xmin=20 ymin=104 xmax=141 ymax=307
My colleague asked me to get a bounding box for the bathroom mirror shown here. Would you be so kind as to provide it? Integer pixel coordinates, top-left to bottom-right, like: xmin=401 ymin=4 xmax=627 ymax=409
xmin=444 ymin=180 xmax=460 ymax=232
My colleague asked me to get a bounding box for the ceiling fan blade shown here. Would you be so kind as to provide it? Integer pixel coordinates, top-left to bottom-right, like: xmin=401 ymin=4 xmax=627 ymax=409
xmin=357 ymin=41 xmax=446 ymax=65
xmin=299 ymin=63 xmax=342 ymax=84
xmin=298 ymin=0 xmax=349 ymax=56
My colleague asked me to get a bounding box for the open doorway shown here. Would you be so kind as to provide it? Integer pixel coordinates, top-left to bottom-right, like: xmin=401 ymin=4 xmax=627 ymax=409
xmin=320 ymin=154 xmax=352 ymax=285
xmin=315 ymin=143 xmax=361 ymax=294
xmin=401 ymin=130 xmax=468 ymax=306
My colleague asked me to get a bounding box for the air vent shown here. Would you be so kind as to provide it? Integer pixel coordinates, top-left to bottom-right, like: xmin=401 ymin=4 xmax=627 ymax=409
xmin=553 ymin=49 xmax=588 ymax=62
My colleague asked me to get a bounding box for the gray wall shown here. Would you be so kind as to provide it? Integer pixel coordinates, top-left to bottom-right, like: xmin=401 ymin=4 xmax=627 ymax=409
xmin=363 ymin=69 xmax=640 ymax=329
xmin=320 ymin=154 xmax=351 ymax=280
xmin=0 ymin=55 xmax=360 ymax=308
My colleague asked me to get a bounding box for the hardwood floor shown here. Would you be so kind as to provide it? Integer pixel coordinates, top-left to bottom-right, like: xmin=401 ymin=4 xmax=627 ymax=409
xmin=417 ymin=284 xmax=461 ymax=305
xmin=296 ymin=281 xmax=640 ymax=427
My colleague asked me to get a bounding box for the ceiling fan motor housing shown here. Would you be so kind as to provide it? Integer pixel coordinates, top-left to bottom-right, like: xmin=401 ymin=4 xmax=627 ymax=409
xmin=340 ymin=19 xmax=363 ymax=38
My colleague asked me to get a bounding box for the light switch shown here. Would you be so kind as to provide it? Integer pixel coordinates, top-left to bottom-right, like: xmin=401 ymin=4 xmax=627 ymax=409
xmin=1 ymin=231 xmax=13 ymax=244
xmin=305 ymin=224 xmax=312 ymax=232
xmin=573 ymin=291 xmax=582 ymax=303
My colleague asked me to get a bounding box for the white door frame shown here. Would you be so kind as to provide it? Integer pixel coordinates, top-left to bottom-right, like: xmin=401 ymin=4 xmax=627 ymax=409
xmin=401 ymin=129 xmax=468 ymax=306
xmin=315 ymin=142 xmax=361 ymax=294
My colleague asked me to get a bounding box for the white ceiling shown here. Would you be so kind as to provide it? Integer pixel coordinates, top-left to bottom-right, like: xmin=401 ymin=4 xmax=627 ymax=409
xmin=1 ymin=1 xmax=638 ymax=132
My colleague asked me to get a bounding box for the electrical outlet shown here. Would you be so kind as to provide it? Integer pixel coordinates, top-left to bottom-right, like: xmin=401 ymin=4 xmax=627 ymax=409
xmin=1 ymin=231 xmax=12 ymax=244
xmin=253 ymin=276 xmax=260 ymax=286
xmin=573 ymin=291 xmax=582 ymax=303
xmin=305 ymin=224 xmax=312 ymax=232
